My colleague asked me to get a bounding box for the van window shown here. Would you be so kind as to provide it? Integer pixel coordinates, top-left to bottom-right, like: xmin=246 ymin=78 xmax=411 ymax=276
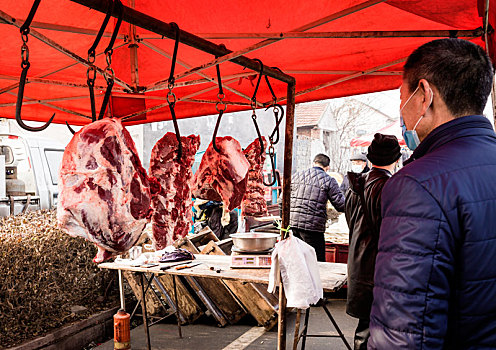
xmin=44 ymin=149 xmax=64 ymax=185
xmin=0 ymin=146 xmax=13 ymax=164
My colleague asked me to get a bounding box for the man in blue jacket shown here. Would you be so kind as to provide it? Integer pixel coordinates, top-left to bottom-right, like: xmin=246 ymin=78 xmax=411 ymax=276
xmin=369 ymin=38 xmax=496 ymax=349
xmin=289 ymin=153 xmax=345 ymax=261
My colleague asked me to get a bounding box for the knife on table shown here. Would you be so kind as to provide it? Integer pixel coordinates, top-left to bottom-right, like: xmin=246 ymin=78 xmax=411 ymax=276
xmin=160 ymin=260 xmax=193 ymax=270
xmin=175 ymin=262 xmax=203 ymax=270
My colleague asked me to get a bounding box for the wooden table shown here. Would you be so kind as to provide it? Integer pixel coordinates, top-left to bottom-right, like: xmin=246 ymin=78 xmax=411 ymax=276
xmin=99 ymin=255 xmax=348 ymax=349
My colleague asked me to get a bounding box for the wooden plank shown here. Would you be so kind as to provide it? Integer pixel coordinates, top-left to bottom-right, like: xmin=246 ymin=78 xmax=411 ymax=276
xmin=173 ymin=236 xmax=200 ymax=253
xmin=177 ymin=241 xmax=247 ymax=326
xmin=100 ymin=258 xmax=347 ymax=292
xmin=155 ymin=274 xmax=203 ymax=324
xmin=123 ymin=271 xmax=164 ymax=316
xmin=183 ymin=276 xmax=229 ymax=327
xmin=199 ymin=238 xmax=233 ymax=256
xmin=193 ymin=276 xmax=247 ymax=325
xmin=188 ymin=226 xmax=219 ymax=247
xmin=8 ymin=307 xmax=118 ymax=350
xmin=222 ymin=279 xmax=278 ymax=330
xmin=203 ymin=244 xmax=278 ymax=330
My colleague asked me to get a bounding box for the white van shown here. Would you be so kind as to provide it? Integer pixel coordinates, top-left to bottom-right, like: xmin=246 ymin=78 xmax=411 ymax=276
xmin=0 ymin=134 xmax=65 ymax=216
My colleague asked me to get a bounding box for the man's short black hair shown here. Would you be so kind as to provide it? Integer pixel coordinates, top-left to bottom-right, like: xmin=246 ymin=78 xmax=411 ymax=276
xmin=313 ymin=153 xmax=330 ymax=167
xmin=403 ymin=38 xmax=494 ymax=116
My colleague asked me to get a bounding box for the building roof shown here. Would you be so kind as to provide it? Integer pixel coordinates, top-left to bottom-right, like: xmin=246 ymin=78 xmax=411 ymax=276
xmin=295 ymin=102 xmax=329 ymax=128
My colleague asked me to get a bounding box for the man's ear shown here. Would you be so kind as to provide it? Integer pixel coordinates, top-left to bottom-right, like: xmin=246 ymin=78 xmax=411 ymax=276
xmin=418 ymin=79 xmax=434 ymax=116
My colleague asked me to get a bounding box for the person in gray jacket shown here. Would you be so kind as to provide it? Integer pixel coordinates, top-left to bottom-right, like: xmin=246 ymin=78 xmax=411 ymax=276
xmin=289 ymin=154 xmax=345 ymax=261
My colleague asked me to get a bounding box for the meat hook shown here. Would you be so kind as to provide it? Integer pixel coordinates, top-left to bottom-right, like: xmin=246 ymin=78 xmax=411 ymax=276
xmin=263 ymin=143 xmax=278 ymax=187
xmin=98 ymin=0 xmax=123 ymax=120
xmin=66 ymin=122 xmax=76 ymax=135
xmin=16 ymin=0 xmax=55 ymax=132
xmin=87 ymin=0 xmax=114 ymax=122
xmin=212 ymin=46 xmax=227 ymax=153
xmin=264 ymin=68 xmax=285 ymax=145
xmin=265 ymin=103 xmax=284 ymax=145
xmin=250 ymin=59 xmax=265 ymax=157
xmin=167 ymin=22 xmax=183 ymax=161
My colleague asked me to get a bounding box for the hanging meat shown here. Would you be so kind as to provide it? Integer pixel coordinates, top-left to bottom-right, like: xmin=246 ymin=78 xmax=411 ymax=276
xmin=57 ymin=118 xmax=152 ymax=263
xmin=149 ymin=132 xmax=200 ymax=250
xmin=241 ymin=137 xmax=269 ymax=217
xmin=192 ymin=136 xmax=250 ymax=212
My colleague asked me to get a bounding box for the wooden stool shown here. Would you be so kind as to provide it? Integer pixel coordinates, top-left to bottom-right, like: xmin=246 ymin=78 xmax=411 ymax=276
xmin=292 ymin=299 xmax=352 ymax=350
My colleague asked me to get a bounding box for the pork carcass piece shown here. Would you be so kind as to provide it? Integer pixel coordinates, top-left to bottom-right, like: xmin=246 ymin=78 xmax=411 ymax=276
xmin=57 ymin=118 xmax=151 ymax=263
xmin=241 ymin=137 xmax=269 ymax=217
xmin=149 ymin=133 xmax=200 ymax=250
xmin=192 ymin=136 xmax=250 ymax=212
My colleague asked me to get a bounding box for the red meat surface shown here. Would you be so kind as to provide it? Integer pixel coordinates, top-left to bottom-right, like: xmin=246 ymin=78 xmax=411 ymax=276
xmin=192 ymin=136 xmax=249 ymax=211
xmin=241 ymin=137 xmax=269 ymax=217
xmin=149 ymin=133 xmax=200 ymax=250
xmin=57 ymin=118 xmax=151 ymax=263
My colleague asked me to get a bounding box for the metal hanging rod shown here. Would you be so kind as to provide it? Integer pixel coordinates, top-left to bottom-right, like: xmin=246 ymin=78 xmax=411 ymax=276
xmin=192 ymin=28 xmax=483 ymax=39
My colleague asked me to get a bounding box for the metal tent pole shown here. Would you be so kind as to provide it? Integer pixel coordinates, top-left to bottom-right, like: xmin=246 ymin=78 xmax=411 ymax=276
xmin=278 ymin=81 xmax=296 ymax=349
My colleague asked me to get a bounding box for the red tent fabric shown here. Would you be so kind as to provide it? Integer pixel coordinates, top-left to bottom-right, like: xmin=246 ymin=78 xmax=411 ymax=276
xmin=0 ymin=0 xmax=494 ymax=126
xmin=350 ymin=120 xmax=406 ymax=147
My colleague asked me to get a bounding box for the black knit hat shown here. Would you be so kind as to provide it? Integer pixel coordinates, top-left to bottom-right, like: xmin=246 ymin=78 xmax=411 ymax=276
xmin=367 ymin=133 xmax=401 ymax=166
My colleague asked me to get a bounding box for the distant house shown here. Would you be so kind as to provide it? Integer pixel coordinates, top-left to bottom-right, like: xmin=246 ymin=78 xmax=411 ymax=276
xmin=294 ymin=102 xmax=338 ymax=171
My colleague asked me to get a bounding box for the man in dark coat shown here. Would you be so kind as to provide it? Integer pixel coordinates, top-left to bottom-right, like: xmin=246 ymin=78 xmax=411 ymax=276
xmin=344 ymin=133 xmax=401 ymax=350
xmin=289 ymin=153 xmax=345 ymax=261
xmin=340 ymin=152 xmax=370 ymax=194
xmin=369 ymin=38 xmax=496 ymax=349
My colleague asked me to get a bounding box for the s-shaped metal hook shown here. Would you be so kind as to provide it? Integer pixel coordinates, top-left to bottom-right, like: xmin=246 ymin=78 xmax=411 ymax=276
xmin=16 ymin=0 xmax=55 ymax=132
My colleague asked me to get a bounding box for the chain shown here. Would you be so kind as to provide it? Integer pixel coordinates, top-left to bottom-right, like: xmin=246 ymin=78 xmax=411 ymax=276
xmin=167 ymin=82 xmax=177 ymax=106
xmin=20 ymin=33 xmax=29 ymax=69
xmin=216 ymin=92 xmax=226 ymax=112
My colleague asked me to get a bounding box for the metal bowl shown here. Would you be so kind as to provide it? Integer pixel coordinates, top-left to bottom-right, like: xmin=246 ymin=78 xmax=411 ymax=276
xmin=230 ymin=232 xmax=280 ymax=252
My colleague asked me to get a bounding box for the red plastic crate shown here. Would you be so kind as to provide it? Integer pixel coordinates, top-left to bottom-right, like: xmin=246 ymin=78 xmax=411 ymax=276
xmin=325 ymin=243 xmax=348 ymax=264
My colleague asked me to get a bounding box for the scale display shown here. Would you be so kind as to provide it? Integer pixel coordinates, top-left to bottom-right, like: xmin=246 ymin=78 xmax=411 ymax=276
xmin=230 ymin=253 xmax=272 ymax=268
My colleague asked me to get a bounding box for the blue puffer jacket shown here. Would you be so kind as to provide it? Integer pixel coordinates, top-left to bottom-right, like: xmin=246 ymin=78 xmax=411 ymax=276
xmin=369 ymin=115 xmax=496 ymax=349
xmin=290 ymin=166 xmax=345 ymax=232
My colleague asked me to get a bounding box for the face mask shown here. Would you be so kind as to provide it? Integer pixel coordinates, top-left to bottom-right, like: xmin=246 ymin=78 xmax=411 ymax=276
xmin=399 ymin=85 xmax=432 ymax=151
xmin=351 ymin=164 xmax=363 ymax=173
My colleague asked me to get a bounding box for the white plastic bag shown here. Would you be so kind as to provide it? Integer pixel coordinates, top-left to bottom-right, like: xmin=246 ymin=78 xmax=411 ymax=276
xmin=268 ymin=232 xmax=323 ymax=309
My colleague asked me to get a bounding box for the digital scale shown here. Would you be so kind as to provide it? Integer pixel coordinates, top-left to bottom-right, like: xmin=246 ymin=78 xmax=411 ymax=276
xmin=230 ymin=247 xmax=273 ymax=269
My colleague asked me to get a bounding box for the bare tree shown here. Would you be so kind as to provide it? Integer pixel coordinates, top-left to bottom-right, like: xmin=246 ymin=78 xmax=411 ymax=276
xmin=328 ymin=96 xmax=392 ymax=174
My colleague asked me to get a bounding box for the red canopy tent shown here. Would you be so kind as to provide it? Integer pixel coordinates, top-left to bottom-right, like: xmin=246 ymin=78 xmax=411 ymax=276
xmin=2 ymin=2 xmax=495 ymax=349
xmin=0 ymin=0 xmax=494 ymax=127
xmin=350 ymin=120 xmax=406 ymax=147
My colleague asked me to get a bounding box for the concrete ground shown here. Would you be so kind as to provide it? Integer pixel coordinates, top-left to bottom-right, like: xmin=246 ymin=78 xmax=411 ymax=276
xmin=96 ymin=297 xmax=357 ymax=350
